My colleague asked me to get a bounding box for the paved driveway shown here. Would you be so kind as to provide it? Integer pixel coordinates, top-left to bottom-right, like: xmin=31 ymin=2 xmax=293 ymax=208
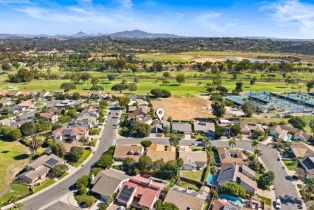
xmin=211 ymin=140 xmax=301 ymax=210
xmin=21 ymin=103 xmax=120 ymax=210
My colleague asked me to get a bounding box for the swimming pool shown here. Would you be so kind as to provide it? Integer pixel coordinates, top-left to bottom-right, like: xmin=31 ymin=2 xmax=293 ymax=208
xmin=283 ymin=133 xmax=292 ymax=142
xmin=206 ymin=173 xmax=218 ymax=185
xmin=219 ymin=194 xmax=244 ymax=205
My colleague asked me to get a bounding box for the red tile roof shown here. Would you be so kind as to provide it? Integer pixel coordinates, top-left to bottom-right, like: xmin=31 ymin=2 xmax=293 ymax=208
xmin=121 ymin=176 xmax=166 ymax=209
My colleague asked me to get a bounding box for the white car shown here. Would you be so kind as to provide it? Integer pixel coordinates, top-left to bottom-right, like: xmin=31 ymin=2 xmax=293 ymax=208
xmin=275 ymin=198 xmax=281 ymax=209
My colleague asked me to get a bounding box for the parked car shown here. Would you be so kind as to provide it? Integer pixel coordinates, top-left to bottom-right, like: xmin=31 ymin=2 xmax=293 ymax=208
xmin=275 ymin=198 xmax=281 ymax=209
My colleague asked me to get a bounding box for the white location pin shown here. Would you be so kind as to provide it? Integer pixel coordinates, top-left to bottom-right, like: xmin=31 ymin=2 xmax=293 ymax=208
xmin=156 ymin=108 xmax=165 ymax=121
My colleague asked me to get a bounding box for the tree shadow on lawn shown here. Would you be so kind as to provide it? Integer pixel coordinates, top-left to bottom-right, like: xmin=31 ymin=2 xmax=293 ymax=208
xmin=14 ymin=154 xmax=29 ymax=160
xmin=276 ymin=86 xmax=287 ymax=89
xmin=160 ymin=83 xmax=179 ymax=86
xmin=1 ymin=150 xmax=9 ymax=153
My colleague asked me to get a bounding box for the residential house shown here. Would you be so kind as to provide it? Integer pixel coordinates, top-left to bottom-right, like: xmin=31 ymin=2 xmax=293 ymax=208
xmin=270 ymin=124 xmax=308 ymax=141
xmin=291 ymin=142 xmax=314 ymax=159
xmin=0 ymin=98 xmax=13 ymax=106
xmin=300 ymin=154 xmax=314 ymax=177
xmin=210 ymin=199 xmax=242 ymax=210
xmin=193 ymin=121 xmax=215 ymax=136
xmin=40 ymin=112 xmax=59 ymax=123
xmin=15 ymin=101 xmax=35 ymax=111
xmin=172 ymin=122 xmax=192 ymax=135
xmin=19 ymin=154 xmax=64 ymax=185
xmin=217 ymin=119 xmax=232 ymax=127
xmin=55 ymin=100 xmax=78 ymax=108
xmin=179 ymin=146 xmax=207 ymax=170
xmin=128 ymin=105 xmax=137 ymax=113
xmin=151 ymin=120 xmax=170 ymax=134
xmin=41 ymin=91 xmax=57 ymax=99
xmin=294 ymin=130 xmax=311 ymax=141
xmin=113 ymin=145 xmax=144 ymax=162
xmin=127 ymin=107 xmax=152 ymax=125
xmin=7 ymin=90 xmax=20 ymax=97
xmin=18 ymin=90 xmax=35 ymax=98
xmin=135 ymin=98 xmax=149 ymax=108
xmin=217 ymin=164 xmax=257 ymax=192
xmin=217 ymin=147 xmax=248 ymax=165
xmin=73 ymin=115 xmax=98 ymax=128
xmin=80 ymin=93 xmax=93 ymax=99
xmin=116 ymin=176 xmax=166 ymax=209
xmin=0 ymin=118 xmax=18 ymax=128
xmin=91 ymin=169 xmax=129 ymax=200
xmin=240 ymin=123 xmax=264 ymax=135
xmin=80 ymin=106 xmax=99 ymax=118
xmin=63 ymin=140 xmax=83 ymax=153
xmin=146 ymin=144 xmax=176 ymax=162
xmin=0 ymin=89 xmax=9 ymax=97
xmin=53 ymin=127 xmax=88 ymax=142
xmin=164 ymin=186 xmax=207 ymax=210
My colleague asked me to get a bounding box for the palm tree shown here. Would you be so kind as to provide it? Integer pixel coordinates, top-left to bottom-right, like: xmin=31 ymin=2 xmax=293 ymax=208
xmin=28 ymin=136 xmax=43 ymax=155
xmin=251 ymin=140 xmax=259 ymax=152
xmin=228 ymin=139 xmax=236 ymax=149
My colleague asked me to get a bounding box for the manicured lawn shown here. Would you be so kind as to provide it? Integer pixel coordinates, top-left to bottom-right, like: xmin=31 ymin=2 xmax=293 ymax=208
xmin=33 ymin=179 xmax=55 ymax=193
xmin=0 ymin=70 xmax=311 ymax=96
xmin=180 ymin=170 xmax=203 ymax=182
xmin=0 ymin=140 xmax=29 ymax=195
xmin=71 ymin=149 xmax=92 ymax=167
xmin=240 ymin=117 xmax=289 ymax=125
xmin=257 ymin=195 xmax=272 ymax=206
xmin=283 ymin=159 xmax=297 ymax=171
xmin=178 ymin=181 xmax=200 ymax=191
xmin=0 ymin=183 xmax=31 ymax=205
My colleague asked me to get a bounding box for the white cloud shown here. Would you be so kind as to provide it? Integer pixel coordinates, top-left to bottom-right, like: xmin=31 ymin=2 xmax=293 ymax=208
xmin=68 ymin=7 xmax=94 ymax=15
xmin=119 ymin=0 xmax=133 ymax=8
xmin=267 ymin=0 xmax=314 ymax=32
xmin=0 ymin=0 xmax=30 ymax=4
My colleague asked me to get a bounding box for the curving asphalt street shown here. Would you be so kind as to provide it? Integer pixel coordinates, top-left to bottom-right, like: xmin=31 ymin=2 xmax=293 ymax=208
xmin=21 ymin=103 xmax=120 ymax=210
xmin=211 ymin=140 xmax=301 ymax=210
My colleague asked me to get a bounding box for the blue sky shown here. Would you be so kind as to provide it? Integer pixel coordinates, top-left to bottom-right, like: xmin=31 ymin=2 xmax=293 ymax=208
xmin=1 ymin=0 xmax=314 ymax=38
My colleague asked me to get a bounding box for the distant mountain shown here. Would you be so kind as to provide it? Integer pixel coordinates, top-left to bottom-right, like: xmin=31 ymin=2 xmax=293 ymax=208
xmin=109 ymin=29 xmax=180 ymax=38
xmin=72 ymin=31 xmax=89 ymax=38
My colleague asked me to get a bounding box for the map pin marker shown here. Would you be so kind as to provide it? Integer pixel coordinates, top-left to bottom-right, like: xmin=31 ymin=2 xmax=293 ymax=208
xmin=156 ymin=108 xmax=165 ymax=121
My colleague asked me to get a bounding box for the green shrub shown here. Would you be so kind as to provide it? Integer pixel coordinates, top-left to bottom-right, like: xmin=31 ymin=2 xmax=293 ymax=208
xmin=74 ymin=194 xmax=96 ymax=207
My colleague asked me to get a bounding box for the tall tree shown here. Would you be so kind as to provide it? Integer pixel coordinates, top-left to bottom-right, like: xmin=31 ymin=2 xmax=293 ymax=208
xmin=211 ymin=101 xmax=226 ymax=118
xmin=28 ymin=136 xmax=43 ymax=155
xmin=175 ymin=74 xmax=186 ymax=85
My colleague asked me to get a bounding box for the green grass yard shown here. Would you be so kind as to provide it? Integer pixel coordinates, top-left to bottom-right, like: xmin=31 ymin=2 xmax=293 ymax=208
xmin=178 ymin=181 xmax=200 ymax=191
xmin=180 ymin=170 xmax=203 ymax=182
xmin=0 ymin=183 xmax=31 ymax=206
xmin=0 ymin=140 xmax=29 ymax=196
xmin=71 ymin=149 xmax=92 ymax=167
xmin=33 ymin=179 xmax=56 ymax=193
xmin=257 ymin=195 xmax=272 ymax=207
xmin=282 ymin=159 xmax=297 ymax=171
